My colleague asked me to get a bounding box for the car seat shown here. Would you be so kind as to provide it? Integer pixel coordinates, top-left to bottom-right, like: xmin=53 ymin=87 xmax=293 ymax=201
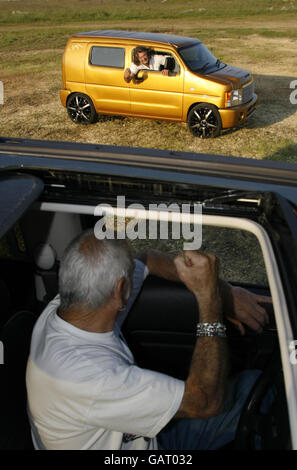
xmin=34 ymin=243 xmax=59 ymax=305
xmin=0 ymin=310 xmax=37 ymax=449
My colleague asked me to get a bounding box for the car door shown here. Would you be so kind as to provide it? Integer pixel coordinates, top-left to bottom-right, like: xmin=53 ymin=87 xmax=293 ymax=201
xmin=128 ymin=48 xmax=184 ymax=120
xmin=261 ymin=192 xmax=297 ymax=336
xmin=120 ymin=188 xmax=297 ymax=450
xmin=85 ymin=44 xmax=131 ymax=115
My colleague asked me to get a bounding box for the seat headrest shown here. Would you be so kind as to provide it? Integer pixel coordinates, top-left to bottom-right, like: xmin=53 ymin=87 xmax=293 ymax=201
xmin=164 ymin=56 xmax=176 ymax=71
xmin=34 ymin=243 xmax=56 ymax=271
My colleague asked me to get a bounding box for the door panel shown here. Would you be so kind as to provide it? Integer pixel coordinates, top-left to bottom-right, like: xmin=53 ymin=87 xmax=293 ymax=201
xmin=85 ymin=45 xmax=130 ymax=115
xmin=129 ymin=53 xmax=184 ymax=120
xmin=122 ymin=275 xmax=275 ymax=380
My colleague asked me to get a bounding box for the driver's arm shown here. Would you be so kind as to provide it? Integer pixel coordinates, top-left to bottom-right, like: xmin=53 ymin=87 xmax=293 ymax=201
xmin=173 ymin=250 xmax=229 ymax=419
xmin=135 ymin=249 xmax=179 ymax=282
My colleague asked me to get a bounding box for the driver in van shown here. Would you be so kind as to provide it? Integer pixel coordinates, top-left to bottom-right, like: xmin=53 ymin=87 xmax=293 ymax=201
xmin=26 ymin=230 xmax=271 ymax=450
xmin=124 ymin=45 xmax=171 ymax=83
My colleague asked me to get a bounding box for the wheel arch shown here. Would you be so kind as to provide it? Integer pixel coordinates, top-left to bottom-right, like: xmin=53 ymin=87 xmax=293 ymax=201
xmin=186 ymin=101 xmax=220 ymax=120
xmin=66 ymin=91 xmax=95 ymax=108
xmin=66 ymin=92 xmax=97 ymax=124
xmin=187 ymin=102 xmax=222 ymax=138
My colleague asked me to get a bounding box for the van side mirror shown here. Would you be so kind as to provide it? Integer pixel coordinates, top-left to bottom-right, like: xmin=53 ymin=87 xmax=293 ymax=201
xmin=135 ymin=70 xmax=148 ymax=82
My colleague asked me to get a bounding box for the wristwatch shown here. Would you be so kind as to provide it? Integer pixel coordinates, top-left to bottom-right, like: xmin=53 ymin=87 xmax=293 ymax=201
xmin=196 ymin=322 xmax=227 ymax=337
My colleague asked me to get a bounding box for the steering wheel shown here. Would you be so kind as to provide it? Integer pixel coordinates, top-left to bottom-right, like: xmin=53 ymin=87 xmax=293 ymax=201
xmin=234 ymin=346 xmax=291 ymax=449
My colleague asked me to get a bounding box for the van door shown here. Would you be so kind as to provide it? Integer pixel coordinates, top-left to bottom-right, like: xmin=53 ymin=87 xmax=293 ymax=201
xmin=85 ymin=45 xmax=131 ymax=115
xmin=128 ymin=49 xmax=184 ymax=120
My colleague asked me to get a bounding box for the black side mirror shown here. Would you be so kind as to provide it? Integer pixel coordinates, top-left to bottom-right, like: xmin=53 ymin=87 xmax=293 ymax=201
xmin=135 ymin=70 xmax=148 ymax=82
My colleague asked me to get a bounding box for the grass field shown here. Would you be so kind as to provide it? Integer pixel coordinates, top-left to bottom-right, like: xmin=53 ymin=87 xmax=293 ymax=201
xmin=0 ymin=0 xmax=297 ymax=25
xmin=0 ymin=0 xmax=297 ymax=162
xmin=1 ymin=0 xmax=295 ymax=283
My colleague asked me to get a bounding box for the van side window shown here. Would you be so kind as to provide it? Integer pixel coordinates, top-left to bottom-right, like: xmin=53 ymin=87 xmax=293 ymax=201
xmin=90 ymin=46 xmax=125 ymax=68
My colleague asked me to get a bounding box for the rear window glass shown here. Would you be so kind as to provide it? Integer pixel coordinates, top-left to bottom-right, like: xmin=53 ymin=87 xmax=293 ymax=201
xmin=90 ymin=46 xmax=125 ymax=68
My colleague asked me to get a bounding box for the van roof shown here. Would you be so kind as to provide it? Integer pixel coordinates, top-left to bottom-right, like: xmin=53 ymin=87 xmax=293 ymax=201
xmin=73 ymin=30 xmax=199 ymax=48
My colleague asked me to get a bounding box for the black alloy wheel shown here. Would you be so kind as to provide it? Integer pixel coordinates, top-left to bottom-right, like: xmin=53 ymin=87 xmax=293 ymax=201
xmin=66 ymin=93 xmax=97 ymax=124
xmin=187 ymin=103 xmax=222 ymax=138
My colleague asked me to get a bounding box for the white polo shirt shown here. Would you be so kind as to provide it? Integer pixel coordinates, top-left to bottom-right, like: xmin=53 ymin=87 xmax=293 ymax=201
xmin=26 ymin=260 xmax=184 ymax=450
xmin=129 ymin=54 xmax=169 ymax=75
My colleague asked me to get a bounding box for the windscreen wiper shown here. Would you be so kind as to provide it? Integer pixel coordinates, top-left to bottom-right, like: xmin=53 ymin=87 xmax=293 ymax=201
xmin=201 ymin=190 xmax=261 ymax=207
xmin=199 ymin=62 xmax=209 ymax=73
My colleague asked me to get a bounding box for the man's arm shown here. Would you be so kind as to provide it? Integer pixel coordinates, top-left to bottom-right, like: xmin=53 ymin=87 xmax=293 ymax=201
xmin=135 ymin=249 xmax=179 ymax=282
xmin=136 ymin=249 xmax=270 ymax=334
xmin=173 ymin=251 xmax=229 ymax=419
xmin=124 ymin=68 xmax=134 ymax=83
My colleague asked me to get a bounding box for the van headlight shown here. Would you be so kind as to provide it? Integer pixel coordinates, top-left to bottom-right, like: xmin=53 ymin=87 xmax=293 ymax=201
xmin=225 ymin=89 xmax=242 ymax=107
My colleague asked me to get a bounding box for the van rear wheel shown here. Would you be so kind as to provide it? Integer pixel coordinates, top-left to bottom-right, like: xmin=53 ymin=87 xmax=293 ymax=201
xmin=187 ymin=104 xmax=222 ymax=138
xmin=67 ymin=93 xmax=97 ymax=124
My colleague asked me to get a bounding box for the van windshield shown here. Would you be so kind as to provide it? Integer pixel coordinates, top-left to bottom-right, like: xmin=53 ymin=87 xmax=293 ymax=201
xmin=179 ymin=42 xmax=224 ymax=74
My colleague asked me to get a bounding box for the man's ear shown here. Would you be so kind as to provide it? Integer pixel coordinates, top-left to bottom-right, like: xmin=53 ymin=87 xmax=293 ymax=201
xmin=114 ymin=277 xmax=128 ymax=308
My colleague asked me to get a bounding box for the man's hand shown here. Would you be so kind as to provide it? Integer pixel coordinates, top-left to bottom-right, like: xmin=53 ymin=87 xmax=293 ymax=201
xmin=174 ymin=251 xmax=219 ymax=297
xmin=174 ymin=250 xmax=222 ymax=322
xmin=124 ymin=68 xmax=133 ymax=83
xmin=228 ymin=286 xmax=271 ymax=335
xmin=161 ymin=69 xmax=169 ymax=76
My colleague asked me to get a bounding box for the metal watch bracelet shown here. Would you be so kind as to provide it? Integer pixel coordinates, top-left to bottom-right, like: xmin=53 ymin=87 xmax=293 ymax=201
xmin=196 ymin=322 xmax=227 ymax=337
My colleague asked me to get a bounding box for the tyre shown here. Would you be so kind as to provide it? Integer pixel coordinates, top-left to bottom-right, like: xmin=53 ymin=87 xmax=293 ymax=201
xmin=66 ymin=93 xmax=97 ymax=124
xmin=187 ymin=103 xmax=222 ymax=138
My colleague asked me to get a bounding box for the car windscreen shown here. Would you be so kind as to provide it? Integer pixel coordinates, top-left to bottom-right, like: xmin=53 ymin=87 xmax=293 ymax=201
xmin=178 ymin=42 xmax=224 ymax=74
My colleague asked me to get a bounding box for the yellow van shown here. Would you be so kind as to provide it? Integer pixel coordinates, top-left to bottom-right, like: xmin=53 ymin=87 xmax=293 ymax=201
xmin=60 ymin=30 xmax=257 ymax=139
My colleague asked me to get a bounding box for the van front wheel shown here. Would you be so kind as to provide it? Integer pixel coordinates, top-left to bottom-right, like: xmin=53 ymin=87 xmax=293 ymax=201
xmin=187 ymin=104 xmax=222 ymax=138
xmin=67 ymin=93 xmax=97 ymax=124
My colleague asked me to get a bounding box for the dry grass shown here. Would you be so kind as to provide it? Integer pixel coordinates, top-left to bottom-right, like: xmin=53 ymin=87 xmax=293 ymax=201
xmin=129 ymin=225 xmax=268 ymax=285
xmin=0 ymin=5 xmax=296 ymax=285
xmin=1 ymin=14 xmax=296 ymax=161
